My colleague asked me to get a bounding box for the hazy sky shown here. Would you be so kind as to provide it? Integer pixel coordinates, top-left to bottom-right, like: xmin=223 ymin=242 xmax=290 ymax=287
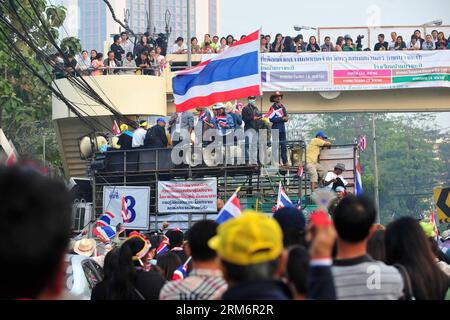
xmin=220 ymin=0 xmax=450 ymax=37
xmin=220 ymin=0 xmax=450 ymax=130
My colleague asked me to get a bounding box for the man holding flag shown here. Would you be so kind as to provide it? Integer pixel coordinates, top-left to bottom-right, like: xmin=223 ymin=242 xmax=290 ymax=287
xmin=216 ymin=187 xmax=242 ymax=224
xmin=266 ymin=92 xmax=289 ymax=167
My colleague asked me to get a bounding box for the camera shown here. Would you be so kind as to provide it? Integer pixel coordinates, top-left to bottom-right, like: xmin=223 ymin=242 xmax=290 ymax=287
xmin=356 ymin=35 xmax=365 ymax=51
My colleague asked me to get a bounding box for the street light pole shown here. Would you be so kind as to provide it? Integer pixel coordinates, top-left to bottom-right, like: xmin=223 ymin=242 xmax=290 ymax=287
xmin=187 ymin=0 xmax=192 ymax=68
xmin=372 ymin=113 xmax=381 ymax=223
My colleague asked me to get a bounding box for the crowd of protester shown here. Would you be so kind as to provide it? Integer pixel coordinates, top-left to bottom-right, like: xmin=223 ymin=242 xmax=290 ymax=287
xmin=1 ymin=166 xmax=450 ymax=300
xmin=51 ymin=28 xmax=450 ymax=79
xmin=168 ymin=29 xmax=450 ymax=54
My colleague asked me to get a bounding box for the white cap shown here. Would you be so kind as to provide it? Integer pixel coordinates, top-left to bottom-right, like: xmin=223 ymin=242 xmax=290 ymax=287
xmin=212 ymin=103 xmax=225 ymax=110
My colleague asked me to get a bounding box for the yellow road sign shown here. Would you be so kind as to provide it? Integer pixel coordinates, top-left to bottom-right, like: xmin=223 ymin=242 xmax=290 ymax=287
xmin=434 ymin=187 xmax=450 ymax=223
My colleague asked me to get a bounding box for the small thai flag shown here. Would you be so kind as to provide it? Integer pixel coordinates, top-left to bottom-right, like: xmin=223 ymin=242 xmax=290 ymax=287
xmin=156 ymin=236 xmax=170 ymax=256
xmin=297 ymin=165 xmax=304 ymax=178
xmin=96 ymin=211 xmax=115 ymax=227
xmin=359 ymin=135 xmax=367 ymax=152
xmin=264 ymin=107 xmax=284 ymax=120
xmin=172 ymin=257 xmax=192 ymax=281
xmin=430 ymin=209 xmax=440 ymax=240
xmin=113 ymin=120 xmax=121 ymax=136
xmin=93 ymin=225 xmax=116 ymax=243
xmin=355 ymin=159 xmax=363 ymax=196
xmin=276 ymin=182 xmax=294 ymax=210
xmin=198 ymin=111 xmax=208 ymax=123
xmin=216 ymin=190 xmax=242 ymax=224
xmin=122 ymin=196 xmax=129 ymax=223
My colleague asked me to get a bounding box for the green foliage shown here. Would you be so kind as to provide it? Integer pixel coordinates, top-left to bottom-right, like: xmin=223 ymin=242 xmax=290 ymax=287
xmin=0 ymin=1 xmax=80 ymax=172
xmin=60 ymin=37 xmax=82 ymax=56
xmin=305 ymin=113 xmax=447 ymax=224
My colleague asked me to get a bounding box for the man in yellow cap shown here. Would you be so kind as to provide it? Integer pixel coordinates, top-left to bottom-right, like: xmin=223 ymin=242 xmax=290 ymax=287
xmin=208 ymin=211 xmax=291 ymax=300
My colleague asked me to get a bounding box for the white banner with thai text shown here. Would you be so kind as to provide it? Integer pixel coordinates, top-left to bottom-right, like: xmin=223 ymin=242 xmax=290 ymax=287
xmin=260 ymin=51 xmax=450 ymax=92
xmin=158 ymin=180 xmax=217 ymax=213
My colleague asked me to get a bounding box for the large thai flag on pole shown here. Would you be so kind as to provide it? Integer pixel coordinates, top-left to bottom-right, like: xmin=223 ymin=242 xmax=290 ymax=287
xmin=355 ymin=159 xmax=363 ymax=196
xmin=276 ymin=182 xmax=294 ymax=210
xmin=216 ymin=188 xmax=242 ymax=224
xmin=173 ymin=30 xmax=261 ymax=112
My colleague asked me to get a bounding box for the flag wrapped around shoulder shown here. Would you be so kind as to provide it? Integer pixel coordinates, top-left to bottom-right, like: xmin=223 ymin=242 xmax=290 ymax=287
xmin=355 ymin=159 xmax=363 ymax=196
xmin=172 ymin=257 xmax=192 ymax=281
xmin=173 ymin=30 xmax=261 ymax=112
xmin=96 ymin=211 xmax=115 ymax=227
xmin=216 ymin=189 xmax=242 ymax=224
xmin=276 ymin=182 xmax=293 ymax=210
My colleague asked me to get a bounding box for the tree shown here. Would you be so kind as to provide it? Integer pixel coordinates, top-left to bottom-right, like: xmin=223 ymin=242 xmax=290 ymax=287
xmin=0 ymin=1 xmax=81 ymax=170
xmin=305 ymin=113 xmax=447 ymax=224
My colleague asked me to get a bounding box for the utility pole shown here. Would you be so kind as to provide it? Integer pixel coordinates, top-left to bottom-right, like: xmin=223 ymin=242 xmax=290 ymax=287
xmin=187 ymin=0 xmax=192 ymax=68
xmin=43 ymin=133 xmax=46 ymax=167
xmin=372 ymin=113 xmax=381 ymax=223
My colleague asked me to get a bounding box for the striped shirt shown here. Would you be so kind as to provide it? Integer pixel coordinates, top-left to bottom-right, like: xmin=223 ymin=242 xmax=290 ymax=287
xmin=159 ymin=269 xmax=228 ymax=300
xmin=332 ymin=255 xmax=404 ymax=300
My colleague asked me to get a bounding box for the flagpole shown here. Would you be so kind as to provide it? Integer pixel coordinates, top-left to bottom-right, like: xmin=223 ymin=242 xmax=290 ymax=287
xmin=372 ymin=113 xmax=381 ymax=224
xmin=186 ymin=0 xmax=192 ymax=68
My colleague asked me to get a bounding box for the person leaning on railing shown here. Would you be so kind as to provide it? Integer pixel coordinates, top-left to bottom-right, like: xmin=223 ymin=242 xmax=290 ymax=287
xmin=122 ymin=52 xmax=137 ymax=75
xmin=91 ymin=53 xmax=104 ymax=76
xmin=103 ymin=51 xmax=121 ymax=75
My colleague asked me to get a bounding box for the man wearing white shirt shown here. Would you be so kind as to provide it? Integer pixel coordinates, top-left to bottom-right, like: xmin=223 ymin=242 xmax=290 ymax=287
xmin=120 ymin=32 xmax=135 ymax=60
xmin=132 ymin=120 xmax=148 ymax=148
xmin=172 ymin=37 xmax=188 ymax=54
xmin=323 ymin=163 xmax=354 ymax=191
xmin=387 ymin=32 xmax=397 ymax=51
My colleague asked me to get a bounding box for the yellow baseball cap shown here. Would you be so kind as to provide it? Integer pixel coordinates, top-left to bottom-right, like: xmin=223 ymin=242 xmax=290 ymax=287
xmin=208 ymin=211 xmax=283 ymax=266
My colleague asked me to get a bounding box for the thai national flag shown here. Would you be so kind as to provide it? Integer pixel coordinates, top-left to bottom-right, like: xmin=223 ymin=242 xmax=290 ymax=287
xmin=172 ymin=257 xmax=192 ymax=281
xmin=198 ymin=111 xmax=208 ymax=123
xmin=297 ymin=165 xmax=304 ymax=178
xmin=156 ymin=235 xmax=170 ymax=256
xmin=276 ymin=182 xmax=294 ymax=210
xmin=216 ymin=115 xmax=228 ymax=127
xmin=122 ymin=196 xmax=129 ymax=223
xmin=96 ymin=211 xmax=115 ymax=227
xmin=113 ymin=120 xmax=121 ymax=136
xmin=359 ymin=135 xmax=367 ymax=152
xmin=264 ymin=107 xmax=284 ymax=120
xmin=93 ymin=225 xmax=116 ymax=243
xmin=355 ymin=159 xmax=363 ymax=196
xmin=173 ymin=30 xmax=261 ymax=112
xmin=216 ymin=191 xmax=241 ymax=224
xmin=430 ymin=209 xmax=439 ymax=240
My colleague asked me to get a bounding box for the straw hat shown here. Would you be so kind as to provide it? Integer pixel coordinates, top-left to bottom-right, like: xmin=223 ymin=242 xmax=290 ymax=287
xmin=73 ymin=239 xmax=96 ymax=257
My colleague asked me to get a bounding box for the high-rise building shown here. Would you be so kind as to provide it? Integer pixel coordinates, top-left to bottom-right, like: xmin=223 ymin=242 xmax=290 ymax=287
xmin=56 ymin=0 xmax=126 ymax=52
xmin=56 ymin=0 xmax=219 ymax=52
xmin=126 ymin=0 xmax=220 ymax=45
